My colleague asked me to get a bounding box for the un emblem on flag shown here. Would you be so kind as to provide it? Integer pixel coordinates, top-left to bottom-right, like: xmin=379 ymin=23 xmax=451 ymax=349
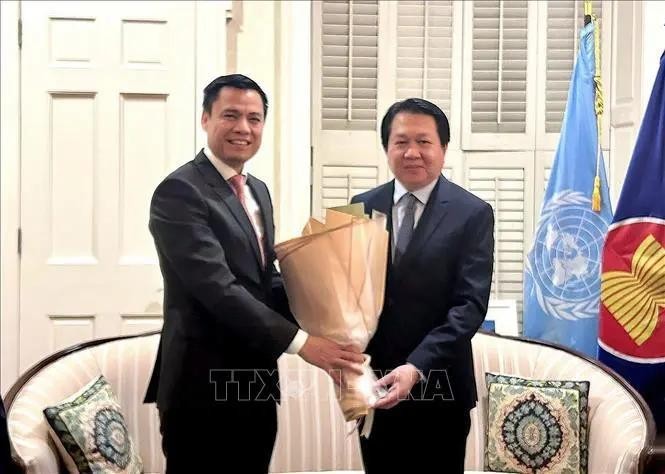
xmin=526 ymin=190 xmax=611 ymax=321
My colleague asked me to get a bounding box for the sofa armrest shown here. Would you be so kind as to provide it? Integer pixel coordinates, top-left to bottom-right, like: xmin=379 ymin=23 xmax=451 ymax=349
xmin=9 ymin=451 xmax=25 ymax=474
xmin=587 ymin=396 xmax=651 ymax=473
xmin=643 ymin=440 xmax=665 ymax=474
xmin=10 ymin=438 xmax=60 ymax=474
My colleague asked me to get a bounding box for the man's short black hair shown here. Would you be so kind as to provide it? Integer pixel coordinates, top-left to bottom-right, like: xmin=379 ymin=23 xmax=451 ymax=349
xmin=380 ymin=98 xmax=450 ymax=150
xmin=202 ymin=73 xmax=269 ymax=117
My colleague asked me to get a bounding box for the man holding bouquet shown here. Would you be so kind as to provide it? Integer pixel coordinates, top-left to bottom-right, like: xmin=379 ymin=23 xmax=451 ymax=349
xmin=144 ymin=73 xmax=363 ymax=473
xmin=351 ymin=98 xmax=495 ymax=473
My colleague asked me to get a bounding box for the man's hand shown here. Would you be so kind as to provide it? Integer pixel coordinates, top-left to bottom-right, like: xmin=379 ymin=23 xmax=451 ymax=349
xmin=372 ymin=363 xmax=421 ymax=409
xmin=298 ymin=336 xmax=364 ymax=385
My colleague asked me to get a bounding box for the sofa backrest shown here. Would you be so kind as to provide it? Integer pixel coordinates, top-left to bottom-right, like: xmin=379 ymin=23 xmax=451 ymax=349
xmin=6 ymin=333 xmax=361 ymax=474
xmin=271 ymin=354 xmax=363 ymax=472
xmin=7 ymin=331 xmax=652 ymax=474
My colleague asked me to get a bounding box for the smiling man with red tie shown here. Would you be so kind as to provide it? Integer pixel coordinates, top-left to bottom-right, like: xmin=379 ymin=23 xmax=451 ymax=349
xmin=144 ymin=74 xmax=363 ymax=473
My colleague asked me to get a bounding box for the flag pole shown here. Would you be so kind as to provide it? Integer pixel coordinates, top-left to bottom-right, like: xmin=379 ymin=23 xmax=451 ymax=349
xmin=584 ymin=0 xmax=605 ymax=212
xmin=584 ymin=0 xmax=591 ymax=25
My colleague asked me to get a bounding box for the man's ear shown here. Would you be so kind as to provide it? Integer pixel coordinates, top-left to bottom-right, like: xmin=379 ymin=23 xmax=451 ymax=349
xmin=201 ymin=110 xmax=209 ymax=130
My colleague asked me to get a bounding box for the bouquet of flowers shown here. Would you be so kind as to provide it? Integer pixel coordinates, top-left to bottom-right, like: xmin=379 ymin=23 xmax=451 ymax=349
xmin=275 ymin=204 xmax=389 ymax=436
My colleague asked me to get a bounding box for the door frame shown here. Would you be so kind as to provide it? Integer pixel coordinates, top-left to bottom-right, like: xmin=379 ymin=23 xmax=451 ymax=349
xmin=1 ymin=0 xmax=21 ymax=397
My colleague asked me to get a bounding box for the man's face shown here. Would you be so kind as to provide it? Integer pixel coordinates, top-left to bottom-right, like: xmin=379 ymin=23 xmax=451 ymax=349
xmin=201 ymin=87 xmax=265 ymax=171
xmin=386 ymin=112 xmax=446 ymax=191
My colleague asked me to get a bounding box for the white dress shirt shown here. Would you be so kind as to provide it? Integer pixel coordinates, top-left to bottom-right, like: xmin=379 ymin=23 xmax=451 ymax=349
xmin=204 ymin=147 xmax=308 ymax=355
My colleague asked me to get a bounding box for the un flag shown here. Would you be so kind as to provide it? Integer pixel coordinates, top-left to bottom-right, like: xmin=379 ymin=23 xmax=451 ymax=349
xmin=523 ymin=20 xmax=613 ymax=357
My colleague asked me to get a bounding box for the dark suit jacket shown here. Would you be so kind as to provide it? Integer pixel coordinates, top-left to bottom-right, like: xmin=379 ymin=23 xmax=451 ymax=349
xmin=351 ymin=176 xmax=494 ymax=409
xmin=144 ymin=150 xmax=298 ymax=413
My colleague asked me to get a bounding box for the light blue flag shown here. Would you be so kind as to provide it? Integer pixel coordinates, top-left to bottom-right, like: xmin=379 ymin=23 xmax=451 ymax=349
xmin=523 ymin=20 xmax=613 ymax=357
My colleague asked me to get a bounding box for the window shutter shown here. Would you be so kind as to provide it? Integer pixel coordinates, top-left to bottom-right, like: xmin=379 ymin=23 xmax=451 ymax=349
xmin=545 ymin=0 xmax=603 ymax=133
xmin=471 ymin=0 xmax=529 ymax=134
xmin=396 ymin=1 xmax=454 ymax=115
xmin=320 ymin=165 xmax=379 ymax=215
xmin=312 ymin=0 xmax=386 ymax=220
xmin=466 ymin=153 xmax=535 ymax=322
xmin=321 ymin=0 xmax=378 ymax=131
xmin=470 ymin=168 xmax=526 ymax=316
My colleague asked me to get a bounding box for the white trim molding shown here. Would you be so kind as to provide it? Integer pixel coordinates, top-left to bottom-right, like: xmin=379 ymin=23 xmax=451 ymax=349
xmin=641 ymin=0 xmax=665 ymax=116
xmin=195 ymin=1 xmax=229 ymax=153
xmin=1 ymin=0 xmax=21 ymax=396
xmin=274 ymin=0 xmax=312 ymax=243
xmin=609 ymin=0 xmax=643 ymax=208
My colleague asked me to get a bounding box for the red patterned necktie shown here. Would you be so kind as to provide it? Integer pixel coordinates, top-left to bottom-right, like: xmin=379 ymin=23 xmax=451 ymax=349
xmin=227 ymin=174 xmax=266 ymax=266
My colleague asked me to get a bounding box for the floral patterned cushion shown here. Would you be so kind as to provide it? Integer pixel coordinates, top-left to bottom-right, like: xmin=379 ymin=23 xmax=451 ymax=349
xmin=43 ymin=375 xmax=143 ymax=474
xmin=485 ymin=373 xmax=590 ymax=474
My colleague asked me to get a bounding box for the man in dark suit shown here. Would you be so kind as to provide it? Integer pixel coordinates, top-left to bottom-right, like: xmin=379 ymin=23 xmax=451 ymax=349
xmin=144 ymin=74 xmax=363 ymax=473
xmin=351 ymin=98 xmax=494 ymax=473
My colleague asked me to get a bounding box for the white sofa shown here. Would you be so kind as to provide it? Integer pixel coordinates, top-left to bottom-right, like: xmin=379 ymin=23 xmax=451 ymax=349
xmin=6 ymin=330 xmax=660 ymax=473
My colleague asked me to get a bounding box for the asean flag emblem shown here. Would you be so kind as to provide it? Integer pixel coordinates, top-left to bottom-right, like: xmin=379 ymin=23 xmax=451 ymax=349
xmin=599 ymin=218 xmax=665 ymax=361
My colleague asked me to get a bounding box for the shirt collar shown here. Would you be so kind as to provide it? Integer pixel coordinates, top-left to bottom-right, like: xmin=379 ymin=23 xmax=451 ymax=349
xmin=393 ymin=177 xmax=438 ymax=205
xmin=203 ymin=146 xmax=247 ymax=182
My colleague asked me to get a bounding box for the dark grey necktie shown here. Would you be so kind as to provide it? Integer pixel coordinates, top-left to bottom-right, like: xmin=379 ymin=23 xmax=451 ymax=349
xmin=394 ymin=193 xmax=418 ymax=265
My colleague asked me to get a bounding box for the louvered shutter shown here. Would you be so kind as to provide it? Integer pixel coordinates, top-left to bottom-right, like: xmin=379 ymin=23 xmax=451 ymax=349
xmin=396 ymin=1 xmax=463 ymax=184
xmin=320 ymin=165 xmax=379 ymax=211
xmin=463 ymin=0 xmax=535 ymax=150
xmin=537 ymin=0 xmax=610 ymax=149
xmin=545 ymin=0 xmax=604 ymax=133
xmin=312 ymin=0 xmax=386 ymax=219
xmin=472 ymin=0 xmax=528 ymax=133
xmin=466 ymin=153 xmax=535 ymax=322
xmin=396 ymin=0 xmax=454 ymax=115
xmin=321 ymin=0 xmax=378 ymax=131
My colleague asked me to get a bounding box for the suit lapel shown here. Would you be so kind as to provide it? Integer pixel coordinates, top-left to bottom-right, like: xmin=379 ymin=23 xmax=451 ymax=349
xmin=193 ymin=151 xmax=263 ymax=270
xmin=394 ymin=176 xmax=451 ymax=274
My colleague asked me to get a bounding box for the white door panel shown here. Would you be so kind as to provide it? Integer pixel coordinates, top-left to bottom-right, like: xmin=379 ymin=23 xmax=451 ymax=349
xmin=20 ymin=1 xmax=196 ymax=370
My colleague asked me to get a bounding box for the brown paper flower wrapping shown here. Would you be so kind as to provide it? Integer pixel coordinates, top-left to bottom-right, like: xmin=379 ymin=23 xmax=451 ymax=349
xmin=275 ymin=207 xmax=389 ymax=428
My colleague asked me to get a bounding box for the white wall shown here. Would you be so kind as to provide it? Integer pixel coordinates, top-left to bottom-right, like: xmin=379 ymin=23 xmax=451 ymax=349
xmin=236 ymin=1 xmax=278 ymax=194
xmin=1 ymin=0 xmax=20 ymax=397
xmin=608 ymin=0 xmax=642 ymax=208
xmin=196 ymin=1 xmax=231 ymax=151
xmin=273 ymin=1 xmax=312 ymax=242
xmin=235 ymin=0 xmax=311 ymax=242
xmin=607 ymin=0 xmax=663 ymax=209
xmin=641 ymin=0 xmax=665 ymax=116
